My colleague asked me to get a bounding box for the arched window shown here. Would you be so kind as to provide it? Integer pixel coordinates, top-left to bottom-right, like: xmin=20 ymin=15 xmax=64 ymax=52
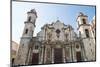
xmin=85 ymin=29 xmax=89 ymax=38
xmin=82 ymin=19 xmax=86 ymax=24
xmin=25 ymin=29 xmax=28 ymax=34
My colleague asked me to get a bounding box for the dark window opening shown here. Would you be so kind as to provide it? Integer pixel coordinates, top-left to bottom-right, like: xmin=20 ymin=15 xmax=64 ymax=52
xmin=25 ymin=29 xmax=28 ymax=34
xmin=76 ymin=45 xmax=79 ymax=49
xmin=54 ymin=48 xmax=63 ymax=63
xmin=35 ymin=45 xmax=39 ymax=49
xmin=32 ymin=53 xmax=39 ymax=64
xmin=82 ymin=19 xmax=86 ymax=24
xmin=85 ymin=29 xmax=89 ymax=38
xmin=12 ymin=58 xmax=14 ymax=64
xmin=28 ymin=16 xmax=31 ymax=22
xmin=76 ymin=52 xmax=81 ymax=62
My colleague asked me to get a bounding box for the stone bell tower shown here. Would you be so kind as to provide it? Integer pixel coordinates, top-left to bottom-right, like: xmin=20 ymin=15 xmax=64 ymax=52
xmin=15 ymin=9 xmax=37 ymax=65
xmin=77 ymin=12 xmax=95 ymax=61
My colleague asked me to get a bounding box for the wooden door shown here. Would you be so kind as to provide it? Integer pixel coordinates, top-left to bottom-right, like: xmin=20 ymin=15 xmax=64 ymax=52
xmin=54 ymin=48 xmax=63 ymax=63
xmin=76 ymin=52 xmax=81 ymax=62
xmin=32 ymin=53 xmax=39 ymax=64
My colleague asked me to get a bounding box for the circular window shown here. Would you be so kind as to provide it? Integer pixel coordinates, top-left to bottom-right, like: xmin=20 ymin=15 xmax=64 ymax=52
xmin=56 ymin=29 xmax=60 ymax=34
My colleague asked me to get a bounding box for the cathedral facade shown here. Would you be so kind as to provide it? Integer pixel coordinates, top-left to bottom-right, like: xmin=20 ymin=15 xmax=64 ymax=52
xmin=14 ymin=9 xmax=96 ymax=65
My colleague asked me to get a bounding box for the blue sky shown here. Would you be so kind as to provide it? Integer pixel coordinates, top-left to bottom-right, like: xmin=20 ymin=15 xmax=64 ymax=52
xmin=12 ymin=1 xmax=96 ymax=44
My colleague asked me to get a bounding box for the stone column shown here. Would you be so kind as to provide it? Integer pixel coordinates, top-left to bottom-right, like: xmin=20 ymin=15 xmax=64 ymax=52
xmin=39 ymin=46 xmax=43 ymax=64
xmin=44 ymin=46 xmax=47 ymax=64
xmin=69 ymin=46 xmax=72 ymax=62
xmin=51 ymin=48 xmax=54 ymax=63
xmin=29 ymin=49 xmax=33 ymax=64
xmin=26 ymin=49 xmax=31 ymax=64
xmin=72 ymin=44 xmax=77 ymax=62
xmin=40 ymin=45 xmax=44 ymax=64
xmin=81 ymin=43 xmax=87 ymax=61
xmin=63 ymin=48 xmax=66 ymax=63
xmin=66 ymin=47 xmax=70 ymax=62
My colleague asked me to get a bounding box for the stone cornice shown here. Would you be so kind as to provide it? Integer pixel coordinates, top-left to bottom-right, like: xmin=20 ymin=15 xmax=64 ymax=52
xmin=77 ymin=24 xmax=91 ymax=30
xmin=24 ymin=21 xmax=36 ymax=27
xmin=21 ymin=37 xmax=33 ymax=39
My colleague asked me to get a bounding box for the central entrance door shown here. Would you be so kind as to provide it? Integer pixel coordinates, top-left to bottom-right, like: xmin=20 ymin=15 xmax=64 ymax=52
xmin=32 ymin=53 xmax=39 ymax=64
xmin=54 ymin=48 xmax=63 ymax=63
xmin=76 ymin=52 xmax=81 ymax=62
